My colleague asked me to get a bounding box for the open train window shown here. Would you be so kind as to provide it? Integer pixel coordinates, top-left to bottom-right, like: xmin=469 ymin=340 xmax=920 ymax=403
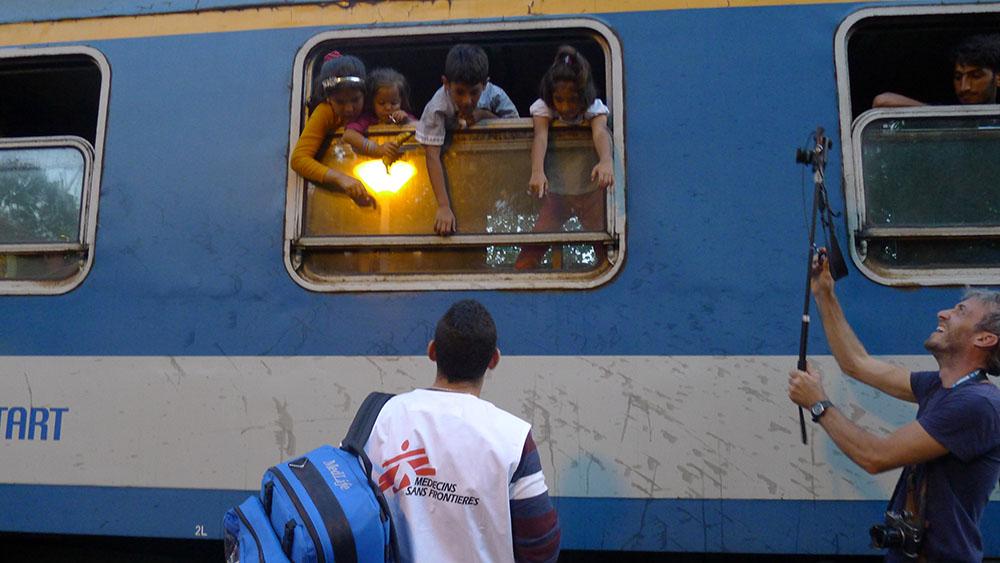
xmin=836 ymin=6 xmax=1000 ymax=285
xmin=284 ymin=19 xmax=625 ymax=291
xmin=0 ymin=48 xmax=109 ymax=294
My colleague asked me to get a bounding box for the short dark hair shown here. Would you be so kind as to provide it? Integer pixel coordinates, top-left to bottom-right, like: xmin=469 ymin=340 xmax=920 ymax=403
xmin=434 ymin=299 xmax=497 ymax=382
xmin=444 ymin=44 xmax=489 ymax=85
xmin=540 ymin=45 xmax=597 ymax=112
xmin=952 ymin=34 xmax=1000 ymax=73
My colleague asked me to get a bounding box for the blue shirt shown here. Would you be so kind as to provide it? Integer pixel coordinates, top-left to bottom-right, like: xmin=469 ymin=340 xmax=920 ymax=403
xmin=886 ymin=371 xmax=1000 ymax=562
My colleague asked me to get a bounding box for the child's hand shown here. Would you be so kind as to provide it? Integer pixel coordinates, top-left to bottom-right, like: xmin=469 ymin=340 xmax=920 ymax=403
xmin=592 ymin=161 xmax=614 ymax=189
xmin=378 ymin=141 xmax=401 ymax=161
xmin=389 ymin=110 xmax=410 ymax=125
xmin=528 ymin=172 xmax=548 ymax=198
xmin=434 ymin=206 xmax=456 ymax=235
xmin=342 ymin=177 xmax=376 ymax=208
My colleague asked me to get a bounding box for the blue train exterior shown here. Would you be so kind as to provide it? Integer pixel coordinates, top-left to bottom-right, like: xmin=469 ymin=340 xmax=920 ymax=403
xmin=0 ymin=0 xmax=997 ymax=556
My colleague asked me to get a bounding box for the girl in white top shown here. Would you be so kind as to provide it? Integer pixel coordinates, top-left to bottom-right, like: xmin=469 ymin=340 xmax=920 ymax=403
xmin=516 ymin=45 xmax=614 ymax=270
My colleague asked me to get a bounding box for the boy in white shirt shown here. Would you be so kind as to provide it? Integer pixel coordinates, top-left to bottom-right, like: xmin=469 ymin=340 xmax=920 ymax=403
xmin=416 ymin=44 xmax=519 ymax=235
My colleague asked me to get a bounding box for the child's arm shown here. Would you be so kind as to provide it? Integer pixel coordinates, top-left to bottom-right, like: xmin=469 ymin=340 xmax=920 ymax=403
xmin=424 ymin=145 xmax=456 ymax=235
xmin=343 ymin=129 xmax=401 ymax=160
xmin=471 ymin=108 xmax=498 ymax=124
xmin=324 ymin=168 xmax=375 ymax=208
xmin=290 ymin=104 xmax=337 ymax=184
xmin=589 ymin=114 xmax=614 ymax=189
xmin=472 ymin=85 xmax=519 ymax=123
xmin=389 ymin=110 xmax=411 ymax=124
xmin=528 ymin=115 xmax=551 ymax=198
xmin=291 ymin=105 xmax=374 ymax=207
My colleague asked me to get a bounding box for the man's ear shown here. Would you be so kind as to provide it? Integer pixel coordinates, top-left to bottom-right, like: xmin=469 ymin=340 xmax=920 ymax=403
xmin=975 ymin=331 xmax=999 ymax=350
xmin=427 ymin=340 xmax=437 ymax=362
xmin=487 ymin=347 xmax=500 ymax=370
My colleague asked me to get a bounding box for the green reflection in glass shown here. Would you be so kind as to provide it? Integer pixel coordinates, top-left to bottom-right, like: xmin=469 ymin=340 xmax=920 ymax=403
xmin=0 ymin=147 xmax=84 ymax=244
xmin=868 ymin=238 xmax=1000 ymax=269
xmin=861 ymin=116 xmax=1000 ymax=227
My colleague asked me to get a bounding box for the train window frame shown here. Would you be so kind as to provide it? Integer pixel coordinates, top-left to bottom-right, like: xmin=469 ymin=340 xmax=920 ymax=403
xmin=283 ymin=19 xmax=626 ymax=292
xmin=835 ymin=4 xmax=1000 ymax=286
xmin=0 ymin=46 xmax=109 ymax=295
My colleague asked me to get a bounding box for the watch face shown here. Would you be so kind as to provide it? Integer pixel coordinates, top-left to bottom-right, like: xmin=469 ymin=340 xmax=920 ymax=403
xmin=810 ymin=403 xmax=824 ymax=417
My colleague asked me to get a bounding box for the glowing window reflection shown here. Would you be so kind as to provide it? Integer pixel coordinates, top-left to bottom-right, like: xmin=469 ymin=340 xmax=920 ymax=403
xmin=353 ymin=160 xmax=416 ymax=195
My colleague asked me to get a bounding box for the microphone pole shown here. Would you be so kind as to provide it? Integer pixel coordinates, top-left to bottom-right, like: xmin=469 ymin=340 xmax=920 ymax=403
xmin=795 ymin=126 xmax=831 ymax=445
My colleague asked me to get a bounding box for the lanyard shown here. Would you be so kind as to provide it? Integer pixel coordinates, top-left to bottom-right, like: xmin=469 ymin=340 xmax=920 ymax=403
xmin=950 ymin=369 xmax=987 ymax=389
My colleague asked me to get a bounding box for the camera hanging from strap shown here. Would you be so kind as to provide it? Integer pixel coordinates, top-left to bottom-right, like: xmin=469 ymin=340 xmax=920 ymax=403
xmin=872 ymin=464 xmax=928 ymax=560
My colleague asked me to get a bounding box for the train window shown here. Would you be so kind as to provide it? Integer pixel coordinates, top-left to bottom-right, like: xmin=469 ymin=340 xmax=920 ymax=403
xmin=284 ymin=20 xmax=625 ymax=291
xmin=836 ymin=7 xmax=1000 ymax=285
xmin=0 ymin=48 xmax=109 ymax=294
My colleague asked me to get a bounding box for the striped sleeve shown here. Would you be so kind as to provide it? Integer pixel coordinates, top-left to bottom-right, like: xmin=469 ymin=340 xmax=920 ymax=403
xmin=510 ymin=431 xmax=560 ymax=563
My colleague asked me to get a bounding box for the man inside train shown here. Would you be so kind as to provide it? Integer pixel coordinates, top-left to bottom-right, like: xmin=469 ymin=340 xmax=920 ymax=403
xmin=787 ymin=251 xmax=1000 ymax=562
xmin=873 ymin=33 xmax=1000 ymax=107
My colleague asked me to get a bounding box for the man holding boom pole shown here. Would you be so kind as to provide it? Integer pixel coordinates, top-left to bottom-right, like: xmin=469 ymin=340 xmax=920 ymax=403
xmin=788 ymin=251 xmax=1000 ymax=562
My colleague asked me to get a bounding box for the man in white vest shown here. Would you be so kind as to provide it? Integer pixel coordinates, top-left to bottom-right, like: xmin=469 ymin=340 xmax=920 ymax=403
xmin=365 ymin=299 xmax=561 ymax=563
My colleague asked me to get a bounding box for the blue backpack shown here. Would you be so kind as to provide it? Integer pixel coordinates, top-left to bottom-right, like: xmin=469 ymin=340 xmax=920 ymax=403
xmin=224 ymin=392 xmax=399 ymax=563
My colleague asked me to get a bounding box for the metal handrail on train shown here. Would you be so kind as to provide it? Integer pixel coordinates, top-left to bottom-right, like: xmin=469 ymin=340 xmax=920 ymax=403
xmin=296 ymin=231 xmax=614 ymax=249
xmin=857 ymin=225 xmax=1000 ymax=239
xmin=0 ymin=243 xmax=87 ymax=254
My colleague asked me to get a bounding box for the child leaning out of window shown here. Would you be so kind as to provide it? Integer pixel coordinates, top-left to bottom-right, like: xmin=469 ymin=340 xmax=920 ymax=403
xmin=515 ymin=45 xmax=614 ymax=271
xmin=290 ymin=51 xmax=375 ymax=207
xmin=342 ymin=67 xmax=417 ymax=166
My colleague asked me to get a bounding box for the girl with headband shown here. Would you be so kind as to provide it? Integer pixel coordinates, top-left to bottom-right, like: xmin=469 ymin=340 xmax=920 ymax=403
xmin=290 ymin=51 xmax=375 ymax=207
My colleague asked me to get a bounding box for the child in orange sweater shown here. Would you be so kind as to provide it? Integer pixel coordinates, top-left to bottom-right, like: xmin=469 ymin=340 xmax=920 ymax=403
xmin=290 ymin=51 xmax=375 ymax=207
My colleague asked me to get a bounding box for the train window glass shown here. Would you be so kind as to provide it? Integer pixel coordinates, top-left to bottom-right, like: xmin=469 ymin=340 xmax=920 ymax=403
xmin=836 ymin=7 xmax=1000 ymax=285
xmin=0 ymin=146 xmax=85 ymax=244
xmin=0 ymin=48 xmax=108 ymax=294
xmin=852 ymin=113 xmax=1000 ymax=273
xmin=285 ymin=21 xmax=624 ymax=291
xmin=0 ymin=140 xmax=93 ymax=284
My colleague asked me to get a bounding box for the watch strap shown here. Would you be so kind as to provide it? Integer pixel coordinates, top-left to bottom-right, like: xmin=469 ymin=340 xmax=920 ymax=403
xmin=811 ymin=400 xmax=834 ymax=423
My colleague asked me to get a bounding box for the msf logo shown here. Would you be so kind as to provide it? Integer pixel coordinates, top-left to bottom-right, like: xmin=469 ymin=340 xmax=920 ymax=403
xmin=378 ymin=439 xmax=436 ymax=493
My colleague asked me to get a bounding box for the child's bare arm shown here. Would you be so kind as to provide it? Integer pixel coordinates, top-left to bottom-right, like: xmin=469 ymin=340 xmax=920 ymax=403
xmin=528 ymin=116 xmax=551 ymax=198
xmin=471 ymin=108 xmax=498 ymax=124
xmin=322 ymin=168 xmax=375 ymax=208
xmin=424 ymin=145 xmax=455 ymax=235
xmin=590 ymin=114 xmax=614 ymax=189
xmin=389 ymin=110 xmax=411 ymax=124
xmin=342 ymin=128 xmax=369 ymax=155
xmin=344 ymin=129 xmax=400 ymax=160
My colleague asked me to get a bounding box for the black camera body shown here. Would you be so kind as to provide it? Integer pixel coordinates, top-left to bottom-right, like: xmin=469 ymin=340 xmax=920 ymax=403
xmin=870 ymin=510 xmax=924 ymax=559
xmin=795 ymin=147 xmax=818 ymax=165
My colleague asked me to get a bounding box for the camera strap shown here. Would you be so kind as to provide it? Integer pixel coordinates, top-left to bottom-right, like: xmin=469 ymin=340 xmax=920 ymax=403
xmin=905 ymin=466 xmax=929 ymax=562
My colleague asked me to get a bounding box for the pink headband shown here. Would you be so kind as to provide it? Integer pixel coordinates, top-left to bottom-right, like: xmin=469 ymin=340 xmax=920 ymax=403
xmin=324 ymin=51 xmax=342 ymax=61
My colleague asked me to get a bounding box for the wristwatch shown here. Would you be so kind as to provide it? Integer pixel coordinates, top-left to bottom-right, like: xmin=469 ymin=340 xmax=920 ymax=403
xmin=810 ymin=400 xmax=834 ymax=423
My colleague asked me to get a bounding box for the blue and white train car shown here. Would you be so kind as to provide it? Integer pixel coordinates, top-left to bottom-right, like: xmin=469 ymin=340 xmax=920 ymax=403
xmin=1 ymin=0 xmax=998 ymax=556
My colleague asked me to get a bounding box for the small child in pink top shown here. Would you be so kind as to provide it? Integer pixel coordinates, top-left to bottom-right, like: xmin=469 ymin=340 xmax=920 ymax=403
xmin=515 ymin=46 xmax=613 ymax=271
xmin=343 ymin=68 xmax=417 ymax=163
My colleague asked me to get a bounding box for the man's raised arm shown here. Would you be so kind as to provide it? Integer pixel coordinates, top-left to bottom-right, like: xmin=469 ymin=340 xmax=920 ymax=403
xmin=812 ymin=252 xmax=915 ymax=402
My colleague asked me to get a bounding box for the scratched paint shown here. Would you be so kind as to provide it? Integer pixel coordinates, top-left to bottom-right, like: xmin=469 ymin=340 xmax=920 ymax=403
xmin=4 ymin=354 xmax=993 ymax=503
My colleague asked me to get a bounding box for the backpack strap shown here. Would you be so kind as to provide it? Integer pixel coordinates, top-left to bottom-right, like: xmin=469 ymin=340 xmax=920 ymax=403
xmin=340 ymin=391 xmax=400 ymax=563
xmin=342 ymin=391 xmax=394 ymax=456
